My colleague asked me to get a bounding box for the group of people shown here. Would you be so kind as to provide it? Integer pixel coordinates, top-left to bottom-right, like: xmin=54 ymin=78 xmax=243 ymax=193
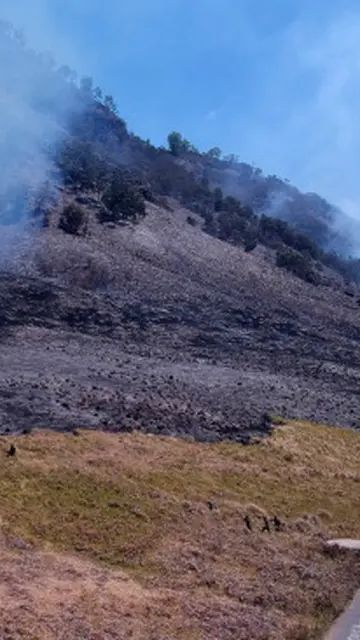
xmin=244 ymin=514 xmax=283 ymax=533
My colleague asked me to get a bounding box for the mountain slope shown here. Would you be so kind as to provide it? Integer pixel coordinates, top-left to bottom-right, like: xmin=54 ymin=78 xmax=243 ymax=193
xmin=1 ymin=197 xmax=360 ymax=437
xmin=0 ymin=24 xmax=360 ymax=437
xmin=201 ymin=157 xmax=359 ymax=254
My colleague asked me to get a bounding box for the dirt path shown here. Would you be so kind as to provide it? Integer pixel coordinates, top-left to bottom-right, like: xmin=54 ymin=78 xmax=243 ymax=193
xmin=325 ymin=591 xmax=360 ymax=639
xmin=324 ymin=540 xmax=360 ymax=639
xmin=328 ymin=540 xmax=360 ymax=551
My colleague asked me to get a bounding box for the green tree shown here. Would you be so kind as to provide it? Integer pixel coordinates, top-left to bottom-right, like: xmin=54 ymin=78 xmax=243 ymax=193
xmin=167 ymin=131 xmax=183 ymax=156
xmin=100 ymin=172 xmax=146 ymax=223
xmin=167 ymin=131 xmax=198 ymax=155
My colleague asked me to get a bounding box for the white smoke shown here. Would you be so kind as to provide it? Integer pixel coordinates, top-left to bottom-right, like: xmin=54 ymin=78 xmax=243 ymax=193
xmin=0 ymin=20 xmax=80 ymax=250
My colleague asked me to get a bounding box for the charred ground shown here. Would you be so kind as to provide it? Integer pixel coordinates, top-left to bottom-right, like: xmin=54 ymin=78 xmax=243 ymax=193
xmin=1 ymin=25 xmax=360 ymax=438
xmin=1 ymin=196 xmax=360 ymax=438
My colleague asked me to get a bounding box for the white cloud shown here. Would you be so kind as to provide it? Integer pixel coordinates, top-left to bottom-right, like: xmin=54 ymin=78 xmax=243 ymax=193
xmin=257 ymin=10 xmax=360 ymax=216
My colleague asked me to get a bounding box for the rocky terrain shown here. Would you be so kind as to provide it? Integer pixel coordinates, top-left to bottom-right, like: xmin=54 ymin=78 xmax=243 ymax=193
xmin=0 ymin=195 xmax=359 ymax=438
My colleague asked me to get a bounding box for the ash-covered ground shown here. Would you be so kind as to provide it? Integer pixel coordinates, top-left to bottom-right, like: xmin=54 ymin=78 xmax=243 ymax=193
xmin=0 ymin=200 xmax=359 ymax=439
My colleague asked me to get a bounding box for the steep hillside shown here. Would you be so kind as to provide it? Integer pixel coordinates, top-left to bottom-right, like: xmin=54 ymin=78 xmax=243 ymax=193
xmin=0 ymin=422 xmax=358 ymax=640
xmin=1 ymin=196 xmax=360 ymax=437
xmin=201 ymin=156 xmax=359 ymax=254
xmin=1 ymin=21 xmax=360 ymax=640
xmin=1 ymin=24 xmax=360 ymax=437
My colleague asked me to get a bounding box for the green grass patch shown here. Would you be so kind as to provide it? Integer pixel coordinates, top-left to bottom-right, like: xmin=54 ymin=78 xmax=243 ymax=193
xmin=0 ymin=466 xmax=179 ymax=568
xmin=0 ymin=420 xmax=358 ymax=572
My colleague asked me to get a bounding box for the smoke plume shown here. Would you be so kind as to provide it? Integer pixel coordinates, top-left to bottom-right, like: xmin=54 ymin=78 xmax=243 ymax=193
xmin=0 ymin=20 xmax=79 ymax=252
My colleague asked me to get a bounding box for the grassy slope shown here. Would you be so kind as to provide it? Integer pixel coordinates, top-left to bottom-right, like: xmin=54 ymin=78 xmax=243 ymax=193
xmin=0 ymin=422 xmax=359 ymax=639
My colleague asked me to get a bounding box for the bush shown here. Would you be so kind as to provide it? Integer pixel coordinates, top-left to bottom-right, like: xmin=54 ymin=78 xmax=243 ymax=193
xmin=149 ymin=156 xmax=213 ymax=213
xmin=203 ymin=211 xmax=217 ymax=236
xmin=217 ymin=209 xmax=249 ymax=244
xmin=259 ymin=215 xmax=320 ymax=260
xmin=276 ymin=248 xmax=320 ymax=285
xmin=323 ymin=252 xmax=360 ymax=284
xmin=244 ymin=237 xmax=258 ymax=252
xmin=59 ymin=204 xmax=86 ymax=235
xmin=99 ymin=171 xmax=146 ymax=224
xmin=213 ymin=187 xmax=223 ymax=212
xmin=58 ymin=140 xmax=108 ymax=191
xmin=167 ymin=131 xmax=198 ymax=156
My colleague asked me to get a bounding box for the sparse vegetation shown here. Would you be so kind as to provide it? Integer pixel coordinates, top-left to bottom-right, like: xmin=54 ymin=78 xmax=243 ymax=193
xmin=1 ymin=20 xmax=360 ymax=284
xmin=99 ymin=171 xmax=146 ymax=224
xmin=58 ymin=140 xmax=109 ymax=191
xmin=167 ymin=131 xmax=199 ymax=156
xmin=2 ymin=21 xmax=360 ymax=640
xmin=276 ymin=247 xmax=320 ymax=285
xmin=0 ymin=422 xmax=358 ymax=639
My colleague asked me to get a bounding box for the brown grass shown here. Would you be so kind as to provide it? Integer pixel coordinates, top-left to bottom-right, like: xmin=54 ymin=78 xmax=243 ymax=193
xmin=0 ymin=421 xmax=359 ymax=639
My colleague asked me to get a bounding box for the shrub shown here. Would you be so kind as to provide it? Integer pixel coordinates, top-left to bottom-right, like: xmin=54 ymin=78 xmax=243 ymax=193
xmin=99 ymin=172 xmax=146 ymax=224
xmin=58 ymin=140 xmax=108 ymax=191
xmin=213 ymin=187 xmax=223 ymax=212
xmin=203 ymin=211 xmax=217 ymax=236
xmin=244 ymin=237 xmax=258 ymax=252
xmin=167 ymin=131 xmax=198 ymax=156
xmin=217 ymin=210 xmax=247 ymax=243
xmin=259 ymin=215 xmax=320 ymax=260
xmin=59 ymin=204 xmax=86 ymax=235
xmin=167 ymin=131 xmax=183 ymax=156
xmin=276 ymin=248 xmax=320 ymax=285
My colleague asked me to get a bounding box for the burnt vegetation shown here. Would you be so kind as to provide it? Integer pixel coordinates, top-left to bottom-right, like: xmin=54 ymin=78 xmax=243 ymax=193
xmin=276 ymin=248 xmax=321 ymax=285
xmin=54 ymin=104 xmax=360 ymax=284
xmin=1 ymin=22 xmax=360 ymax=442
xmin=1 ymin=20 xmax=360 ymax=289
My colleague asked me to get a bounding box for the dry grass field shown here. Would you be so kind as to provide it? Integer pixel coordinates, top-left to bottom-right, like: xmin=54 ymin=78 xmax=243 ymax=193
xmin=0 ymin=421 xmax=359 ymax=639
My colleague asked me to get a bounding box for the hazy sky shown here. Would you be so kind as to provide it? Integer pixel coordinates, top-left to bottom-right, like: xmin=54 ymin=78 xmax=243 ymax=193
xmin=2 ymin=0 xmax=360 ymax=216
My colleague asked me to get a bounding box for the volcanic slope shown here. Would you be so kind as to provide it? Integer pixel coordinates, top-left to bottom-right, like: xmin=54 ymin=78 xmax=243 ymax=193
xmin=0 ymin=197 xmax=359 ymax=437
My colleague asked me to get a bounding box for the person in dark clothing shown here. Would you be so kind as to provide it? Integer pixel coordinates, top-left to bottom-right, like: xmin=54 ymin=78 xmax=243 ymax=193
xmin=262 ymin=516 xmax=271 ymax=533
xmin=7 ymin=444 xmax=16 ymax=457
xmin=273 ymin=515 xmax=283 ymax=532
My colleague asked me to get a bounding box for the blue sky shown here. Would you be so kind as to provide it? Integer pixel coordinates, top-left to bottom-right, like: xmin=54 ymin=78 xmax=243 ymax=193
xmin=2 ymin=0 xmax=360 ymax=216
